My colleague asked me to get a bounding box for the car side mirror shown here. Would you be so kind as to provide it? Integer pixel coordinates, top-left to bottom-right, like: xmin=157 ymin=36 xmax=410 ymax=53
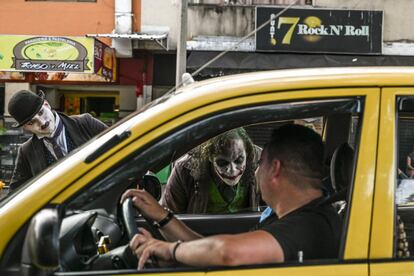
xmin=21 ymin=208 xmax=60 ymax=276
xmin=139 ymin=171 xmax=162 ymax=201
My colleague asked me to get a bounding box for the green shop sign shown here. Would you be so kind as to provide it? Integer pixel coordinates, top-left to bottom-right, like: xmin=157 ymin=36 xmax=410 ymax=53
xmin=0 ymin=35 xmax=94 ymax=73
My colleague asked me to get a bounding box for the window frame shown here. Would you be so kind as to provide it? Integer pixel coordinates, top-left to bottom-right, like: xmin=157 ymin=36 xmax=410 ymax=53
xmin=67 ymin=97 xmax=361 ymax=212
xmin=61 ymin=95 xmax=366 ymax=271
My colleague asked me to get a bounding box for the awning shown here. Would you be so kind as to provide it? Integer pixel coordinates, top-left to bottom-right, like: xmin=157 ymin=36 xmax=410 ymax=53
xmin=87 ymin=33 xmax=168 ymax=50
xmin=187 ymin=51 xmax=414 ymax=78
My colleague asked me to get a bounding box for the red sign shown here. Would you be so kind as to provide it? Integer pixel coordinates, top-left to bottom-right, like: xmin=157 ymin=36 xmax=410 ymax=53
xmin=94 ymin=39 xmax=117 ymax=82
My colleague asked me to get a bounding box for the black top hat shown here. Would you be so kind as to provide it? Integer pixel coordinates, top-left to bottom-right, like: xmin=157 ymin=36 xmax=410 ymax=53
xmin=8 ymin=90 xmax=45 ymax=128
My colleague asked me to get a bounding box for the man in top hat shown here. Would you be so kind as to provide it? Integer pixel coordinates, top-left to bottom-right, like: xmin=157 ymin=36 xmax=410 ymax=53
xmin=7 ymin=89 xmax=108 ymax=190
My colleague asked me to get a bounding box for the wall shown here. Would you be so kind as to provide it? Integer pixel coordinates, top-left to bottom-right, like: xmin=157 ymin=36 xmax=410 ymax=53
xmin=0 ymin=0 xmax=141 ymax=45
xmin=141 ymin=1 xmax=255 ymax=49
xmin=314 ymin=0 xmax=414 ymax=42
xmin=141 ymin=0 xmax=178 ymax=48
xmin=188 ymin=1 xmax=414 ymax=43
xmin=188 ymin=5 xmax=254 ymax=38
xmin=141 ymin=1 xmax=414 ymax=51
xmin=119 ymin=86 xmax=138 ymax=117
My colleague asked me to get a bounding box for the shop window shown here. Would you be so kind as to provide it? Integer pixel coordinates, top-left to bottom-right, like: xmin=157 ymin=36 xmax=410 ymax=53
xmin=60 ymin=92 xmax=119 ymax=126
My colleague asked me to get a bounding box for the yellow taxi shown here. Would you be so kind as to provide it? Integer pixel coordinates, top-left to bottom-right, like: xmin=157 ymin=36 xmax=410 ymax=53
xmin=1 ymin=67 xmax=413 ymax=275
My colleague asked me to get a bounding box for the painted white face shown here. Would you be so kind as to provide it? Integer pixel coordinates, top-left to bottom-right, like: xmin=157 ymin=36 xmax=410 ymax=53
xmin=22 ymin=102 xmax=56 ymax=138
xmin=212 ymin=138 xmax=247 ymax=186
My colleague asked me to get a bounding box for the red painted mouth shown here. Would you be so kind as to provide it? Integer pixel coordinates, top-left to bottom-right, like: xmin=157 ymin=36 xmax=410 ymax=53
xmin=219 ymin=170 xmax=243 ymax=180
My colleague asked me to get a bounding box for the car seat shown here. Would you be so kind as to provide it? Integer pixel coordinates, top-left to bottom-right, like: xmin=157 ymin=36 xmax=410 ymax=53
xmin=329 ymin=143 xmax=354 ymax=215
xmin=319 ymin=143 xmax=355 ymax=259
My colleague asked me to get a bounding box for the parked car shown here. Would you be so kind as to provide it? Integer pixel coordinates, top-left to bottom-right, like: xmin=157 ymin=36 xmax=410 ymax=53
xmin=1 ymin=67 xmax=414 ymax=275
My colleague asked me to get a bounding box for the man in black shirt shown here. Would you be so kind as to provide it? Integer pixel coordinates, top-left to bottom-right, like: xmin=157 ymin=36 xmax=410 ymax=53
xmin=122 ymin=124 xmax=341 ymax=268
xmin=258 ymin=197 xmax=339 ymax=261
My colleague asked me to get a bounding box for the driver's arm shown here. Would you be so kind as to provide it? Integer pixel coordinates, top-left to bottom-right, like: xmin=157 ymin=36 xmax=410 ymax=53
xmin=173 ymin=230 xmax=283 ymax=267
xmin=121 ymin=189 xmax=202 ymax=241
xmin=132 ymin=229 xmax=283 ymax=269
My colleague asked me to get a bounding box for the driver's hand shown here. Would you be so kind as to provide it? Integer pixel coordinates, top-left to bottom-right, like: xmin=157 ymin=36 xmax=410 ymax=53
xmin=121 ymin=189 xmax=167 ymax=222
xmin=129 ymin=228 xmax=175 ymax=269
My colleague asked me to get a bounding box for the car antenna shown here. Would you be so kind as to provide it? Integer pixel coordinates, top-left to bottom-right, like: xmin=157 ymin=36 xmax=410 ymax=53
xmin=165 ymin=0 xmax=299 ymax=96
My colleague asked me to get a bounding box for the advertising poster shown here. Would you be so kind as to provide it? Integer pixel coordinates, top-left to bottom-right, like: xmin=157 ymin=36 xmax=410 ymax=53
xmin=256 ymin=7 xmax=383 ymax=54
xmin=0 ymin=35 xmax=94 ymax=73
xmin=94 ymin=39 xmax=117 ymax=82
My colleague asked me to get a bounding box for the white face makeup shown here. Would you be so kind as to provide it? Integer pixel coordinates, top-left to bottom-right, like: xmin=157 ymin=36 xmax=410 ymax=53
xmin=212 ymin=138 xmax=247 ymax=186
xmin=22 ymin=102 xmax=56 ymax=138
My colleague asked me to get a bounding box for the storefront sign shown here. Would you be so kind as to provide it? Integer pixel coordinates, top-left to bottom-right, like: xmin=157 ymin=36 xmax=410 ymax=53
xmin=256 ymin=7 xmax=383 ymax=54
xmin=0 ymin=35 xmax=94 ymax=73
xmin=94 ymin=39 xmax=117 ymax=82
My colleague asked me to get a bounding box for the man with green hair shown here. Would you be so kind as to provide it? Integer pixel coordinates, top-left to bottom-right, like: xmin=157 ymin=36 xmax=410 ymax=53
xmin=161 ymin=128 xmax=262 ymax=214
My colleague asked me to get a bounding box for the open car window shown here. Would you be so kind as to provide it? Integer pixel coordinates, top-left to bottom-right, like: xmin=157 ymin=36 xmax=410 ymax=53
xmin=154 ymin=116 xmax=325 ymax=214
xmin=67 ymin=97 xmax=361 ymax=212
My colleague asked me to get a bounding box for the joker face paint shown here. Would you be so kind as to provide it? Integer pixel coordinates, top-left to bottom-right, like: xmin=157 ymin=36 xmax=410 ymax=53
xmin=23 ymin=102 xmax=56 ymax=138
xmin=211 ymin=138 xmax=247 ymax=186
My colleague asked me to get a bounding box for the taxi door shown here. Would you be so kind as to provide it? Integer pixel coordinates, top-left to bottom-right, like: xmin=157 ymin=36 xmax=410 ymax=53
xmin=370 ymin=87 xmax=414 ymax=274
xmin=205 ymin=87 xmax=380 ymax=276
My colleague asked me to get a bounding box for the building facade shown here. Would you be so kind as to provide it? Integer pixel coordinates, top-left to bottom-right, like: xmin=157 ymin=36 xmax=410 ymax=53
xmin=140 ymin=0 xmax=414 ymax=82
xmin=0 ymin=0 xmax=150 ymax=184
xmin=0 ymin=0 xmax=147 ymax=123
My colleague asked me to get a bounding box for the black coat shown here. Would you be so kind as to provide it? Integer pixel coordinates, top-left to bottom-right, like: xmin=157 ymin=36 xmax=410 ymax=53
xmin=10 ymin=112 xmax=107 ymax=190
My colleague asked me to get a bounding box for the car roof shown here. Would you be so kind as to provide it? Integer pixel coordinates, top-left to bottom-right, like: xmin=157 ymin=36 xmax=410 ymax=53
xmin=131 ymin=66 xmax=413 ymax=129
xmin=174 ymin=66 xmax=414 ymax=98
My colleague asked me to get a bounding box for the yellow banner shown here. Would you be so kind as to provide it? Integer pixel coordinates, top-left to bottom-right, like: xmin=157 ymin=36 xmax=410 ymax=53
xmin=0 ymin=35 xmax=94 ymax=73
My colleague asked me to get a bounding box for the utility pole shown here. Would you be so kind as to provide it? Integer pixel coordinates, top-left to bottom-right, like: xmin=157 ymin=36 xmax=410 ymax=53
xmin=176 ymin=0 xmax=188 ymax=87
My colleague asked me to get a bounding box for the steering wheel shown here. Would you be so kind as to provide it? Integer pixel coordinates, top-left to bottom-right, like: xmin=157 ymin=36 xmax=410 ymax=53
xmin=121 ymin=198 xmax=140 ymax=240
xmin=121 ymin=173 xmax=162 ymax=241
xmin=121 ymin=198 xmax=159 ymax=268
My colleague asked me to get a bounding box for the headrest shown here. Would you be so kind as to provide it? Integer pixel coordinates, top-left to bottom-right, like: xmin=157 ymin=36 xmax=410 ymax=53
xmin=330 ymin=143 xmax=354 ymax=193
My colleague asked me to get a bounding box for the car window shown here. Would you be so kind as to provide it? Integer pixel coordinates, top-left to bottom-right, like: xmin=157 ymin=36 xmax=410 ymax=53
xmin=395 ymin=96 xmax=414 ymax=258
xmin=156 ymin=117 xmax=324 ymax=214
xmin=67 ymin=97 xmax=362 ymax=213
xmin=61 ymin=95 xmax=364 ymax=273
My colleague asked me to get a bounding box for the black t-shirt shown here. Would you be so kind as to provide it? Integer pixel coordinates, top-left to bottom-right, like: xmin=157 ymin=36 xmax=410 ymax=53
xmin=258 ymin=197 xmax=341 ymax=262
